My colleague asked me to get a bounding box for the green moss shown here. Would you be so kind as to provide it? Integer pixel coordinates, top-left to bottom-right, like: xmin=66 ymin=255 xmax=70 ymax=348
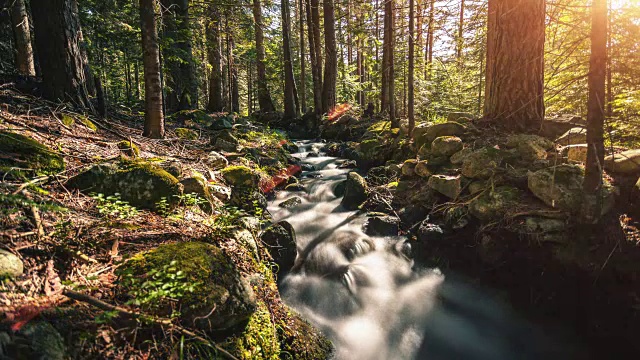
xmin=367 ymin=121 xmax=391 ymax=133
xmin=175 ymin=127 xmax=199 ymax=140
xmin=61 ymin=114 xmax=75 ymax=127
xmin=0 ymin=131 xmax=65 ymax=177
xmin=221 ymin=165 xmax=259 ymax=188
xmin=221 ymin=301 xmax=280 ymax=360
xmin=117 ymin=140 xmax=140 ymax=157
xmin=79 ymin=116 xmax=98 ymax=131
xmin=277 ymin=310 xmax=333 ymax=360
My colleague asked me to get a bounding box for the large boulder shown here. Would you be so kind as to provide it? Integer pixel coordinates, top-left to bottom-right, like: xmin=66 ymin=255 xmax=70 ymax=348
xmin=555 ymin=127 xmax=587 ymax=146
xmin=363 ymin=215 xmax=400 ymax=236
xmin=341 ymin=172 xmax=368 ymax=210
xmin=461 ymin=147 xmax=503 ymax=179
xmin=261 ymin=221 xmax=297 ymax=273
xmin=210 ymin=117 xmax=233 ymax=130
xmin=562 ymin=144 xmax=589 ymax=163
xmin=0 ymin=131 xmax=64 ymax=178
xmin=66 ymin=161 xmax=183 ymax=210
xmin=414 ymin=160 xmax=432 ymax=178
xmin=414 ymin=122 xmax=466 ymax=148
xmin=221 ymin=166 xmax=259 ymax=188
xmin=427 ymin=175 xmax=461 ymax=199
xmin=230 ymin=188 xmax=267 ymax=213
xmin=119 ymin=242 xmax=257 ymax=333
xmin=450 ymin=148 xmax=472 ymax=165
xmin=469 ymin=186 xmax=521 ymax=221
xmin=0 ymin=249 xmax=23 ymax=278
xmin=540 ymin=115 xmax=585 ymax=138
xmin=430 ymin=136 xmax=463 ymax=157
xmin=505 ymin=134 xmax=554 ymax=162
xmin=3 ymin=321 xmax=66 ymax=360
xmin=604 ymin=149 xmax=640 ymax=174
xmin=527 ymin=164 xmax=616 ymax=213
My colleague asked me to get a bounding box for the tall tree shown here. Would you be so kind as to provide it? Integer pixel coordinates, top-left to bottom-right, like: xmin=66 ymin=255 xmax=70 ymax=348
xmin=10 ymin=0 xmax=35 ymax=76
xmin=282 ymin=0 xmax=299 ymax=119
xmin=321 ymin=0 xmax=337 ymax=115
xmin=206 ymin=7 xmax=224 ymax=112
xmin=31 ymin=0 xmax=90 ymax=107
xmin=425 ymin=0 xmax=434 ymax=78
xmin=306 ymin=0 xmax=322 ymax=114
xmin=408 ymin=0 xmax=415 ymax=137
xmin=484 ymin=0 xmax=545 ymax=131
xmin=160 ymin=0 xmax=197 ymax=112
xmin=252 ymin=0 xmax=275 ymax=112
xmin=228 ymin=30 xmax=240 ymax=113
xmin=582 ymin=0 xmax=608 ymax=220
xmin=298 ymin=0 xmax=307 ymax=113
xmin=381 ymin=0 xmax=396 ymax=126
xmin=140 ymin=0 xmax=165 ymax=138
xmin=457 ymin=0 xmax=465 ymax=62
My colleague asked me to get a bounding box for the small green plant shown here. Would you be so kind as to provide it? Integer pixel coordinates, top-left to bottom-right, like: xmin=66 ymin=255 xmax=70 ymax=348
xmin=176 ymin=192 xmax=207 ymax=208
xmin=118 ymin=260 xmax=198 ymax=317
xmin=91 ymin=193 xmax=139 ymax=220
xmin=206 ymin=205 xmax=245 ymax=233
xmin=156 ymin=197 xmax=171 ymax=217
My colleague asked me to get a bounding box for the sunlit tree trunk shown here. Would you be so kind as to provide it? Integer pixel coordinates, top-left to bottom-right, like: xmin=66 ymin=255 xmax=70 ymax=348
xmin=484 ymin=0 xmax=545 ymax=131
xmin=408 ymin=0 xmax=415 ymax=137
xmin=298 ymin=0 xmax=307 ymax=113
xmin=229 ymin=32 xmax=239 ymax=113
xmin=10 ymin=0 xmax=35 ymax=76
xmin=321 ymin=0 xmax=337 ymax=115
xmin=206 ymin=7 xmax=224 ymax=112
xmin=381 ymin=0 xmax=396 ymax=126
xmin=282 ymin=0 xmax=299 ymax=119
xmin=583 ymin=0 xmax=607 ymax=220
xmin=457 ymin=0 xmax=465 ymax=62
xmin=140 ymin=0 xmax=165 ymax=138
xmin=31 ymin=0 xmax=90 ymax=107
xmin=425 ymin=0 xmax=434 ymax=78
xmin=253 ymin=0 xmax=275 ymax=112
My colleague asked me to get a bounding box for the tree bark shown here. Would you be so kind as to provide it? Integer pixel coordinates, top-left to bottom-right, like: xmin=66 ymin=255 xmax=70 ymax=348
xmin=140 ymin=0 xmax=165 ymax=138
xmin=483 ymin=0 xmax=545 ymax=131
xmin=31 ymin=0 xmax=90 ymax=107
xmin=282 ymin=0 xmax=298 ymax=119
xmin=206 ymin=7 xmax=224 ymax=112
xmin=457 ymin=0 xmax=465 ymax=62
xmin=10 ymin=0 xmax=35 ymax=76
xmin=408 ymin=0 xmax=415 ymax=137
xmin=381 ymin=0 xmax=396 ymax=125
xmin=252 ymin=0 xmax=275 ymax=112
xmin=321 ymin=0 xmax=337 ymax=115
xmin=583 ymin=0 xmax=607 ymax=202
xmin=305 ymin=0 xmax=322 ymax=114
xmin=425 ymin=0 xmax=434 ymax=78
xmin=298 ymin=0 xmax=307 ymax=113
xmin=229 ymin=32 xmax=239 ymax=113
xmin=160 ymin=0 xmax=197 ymax=112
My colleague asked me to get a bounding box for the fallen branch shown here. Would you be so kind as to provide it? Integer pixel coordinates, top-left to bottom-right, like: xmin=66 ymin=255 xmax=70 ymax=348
xmin=62 ymin=289 xmax=239 ymax=360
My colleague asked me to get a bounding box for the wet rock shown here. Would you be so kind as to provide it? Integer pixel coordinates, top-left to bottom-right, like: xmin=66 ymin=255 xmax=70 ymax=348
xmin=119 ymin=242 xmax=257 ymax=333
xmin=333 ymin=180 xmax=346 ymax=197
xmin=447 ymin=111 xmax=476 ymax=122
xmin=261 ymin=221 xmax=297 ymax=273
xmin=175 ymin=127 xmax=198 ymax=140
xmin=417 ymin=221 xmax=445 ymax=243
xmin=279 ymin=196 xmax=302 ymax=208
xmin=450 ymin=148 xmax=473 ymax=165
xmin=209 ymin=183 xmax=231 ymax=201
xmin=528 ymin=164 xmax=617 ymax=213
xmin=363 ymin=215 xmax=400 ymax=236
xmin=0 ymin=249 xmax=23 ymax=278
xmin=117 ymin=140 xmax=140 ymax=157
xmin=402 ymin=159 xmax=418 ymax=176
xmin=210 ymin=117 xmax=233 ymax=130
xmin=221 ymin=165 xmax=259 ymax=188
xmin=307 ymin=152 xmax=319 ymax=158
xmin=415 ymin=160 xmax=432 ymax=178
xmin=206 ymin=151 xmax=229 ymax=170
xmin=337 ymin=159 xmax=358 ymax=169
xmin=0 ymin=132 xmax=65 ymax=179
xmin=285 ymin=183 xmax=306 ymax=192
xmin=461 ymin=147 xmax=503 ymax=179
xmin=430 ymin=136 xmax=463 ymax=157
xmin=415 ymin=122 xmax=466 ymax=148
xmin=67 ymin=161 xmax=183 ymax=210
xmin=562 ymin=144 xmax=589 ymax=163
xmin=230 ymin=188 xmax=267 ymax=213
xmin=282 ymin=142 xmax=299 ymax=153
xmin=160 ymin=159 xmax=183 ymax=178
xmin=301 ymin=164 xmax=316 ymax=172
xmin=427 ymin=175 xmax=461 ymax=199
xmin=604 ymin=149 xmax=640 ymax=174
xmin=303 ymin=172 xmax=323 ymax=179
xmin=469 ymin=186 xmax=521 ymax=221
xmin=555 ymin=127 xmax=587 ymax=146
xmin=341 ymin=172 xmax=368 ymax=210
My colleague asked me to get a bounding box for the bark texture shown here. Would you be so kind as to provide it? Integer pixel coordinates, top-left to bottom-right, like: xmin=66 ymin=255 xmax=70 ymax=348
xmin=483 ymin=0 xmax=545 ymax=131
xmin=206 ymin=7 xmax=223 ymax=112
xmin=252 ymin=0 xmax=275 ymax=112
xmin=140 ymin=0 xmax=165 ymax=138
xmin=381 ymin=0 xmax=396 ymax=125
xmin=321 ymin=0 xmax=337 ymax=115
xmin=10 ymin=0 xmax=35 ymax=76
xmin=305 ymin=0 xmax=322 ymax=114
xmin=282 ymin=0 xmax=298 ymax=119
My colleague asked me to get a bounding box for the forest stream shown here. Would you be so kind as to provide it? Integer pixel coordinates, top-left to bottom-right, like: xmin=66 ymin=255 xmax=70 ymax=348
xmin=268 ymin=141 xmax=581 ymax=360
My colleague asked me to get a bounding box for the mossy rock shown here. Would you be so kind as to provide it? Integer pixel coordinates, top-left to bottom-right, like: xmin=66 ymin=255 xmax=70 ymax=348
xmin=341 ymin=172 xmax=368 ymax=210
xmin=220 ymin=301 xmax=280 ymax=360
xmin=117 ymin=140 xmax=140 ymax=157
xmin=401 ymin=159 xmax=418 ymax=177
xmin=461 ymin=147 xmax=504 ymax=179
xmin=61 ymin=114 xmax=75 ymax=127
xmin=78 ymin=116 xmax=98 ymax=131
xmin=469 ymin=186 xmax=521 ymax=221
xmin=119 ymin=242 xmax=257 ymax=333
xmin=175 ymin=127 xmax=199 ymax=140
xmin=430 ymin=136 xmax=463 ymax=157
xmin=230 ymin=188 xmax=267 ymax=214
xmin=277 ymin=311 xmax=333 ymax=360
xmin=0 ymin=131 xmax=64 ymax=177
xmin=222 ymin=165 xmax=259 ymax=188
xmin=180 ymin=177 xmax=219 ymax=211
xmin=66 ymin=160 xmax=183 ymax=210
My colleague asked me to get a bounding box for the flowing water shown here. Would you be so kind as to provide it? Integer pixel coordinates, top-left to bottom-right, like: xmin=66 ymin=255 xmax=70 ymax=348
xmin=268 ymin=141 xmax=578 ymax=360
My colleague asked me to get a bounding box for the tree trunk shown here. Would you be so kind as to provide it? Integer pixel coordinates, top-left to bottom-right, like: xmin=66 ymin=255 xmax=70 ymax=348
xmin=381 ymin=0 xmax=396 ymax=125
xmin=160 ymin=0 xmax=197 ymax=112
xmin=305 ymin=0 xmax=322 ymax=114
xmin=484 ymin=0 xmax=545 ymax=131
xmin=134 ymin=60 xmax=141 ymax=100
xmin=31 ymin=0 xmax=90 ymax=107
xmin=425 ymin=0 xmax=434 ymax=78
xmin=253 ymin=0 xmax=275 ymax=112
xmin=321 ymin=0 xmax=337 ymax=115
xmin=282 ymin=0 xmax=298 ymax=119
xmin=229 ymin=33 xmax=240 ymax=113
xmin=583 ymin=0 xmax=607 ymax=219
xmin=140 ymin=0 xmax=165 ymax=138
xmin=408 ymin=0 xmax=415 ymax=137
xmin=95 ymin=75 xmax=106 ymax=117
xmin=206 ymin=7 xmax=224 ymax=112
xmin=10 ymin=0 xmax=35 ymax=76
xmin=298 ymin=0 xmax=307 ymax=113
xmin=457 ymin=0 xmax=465 ymax=62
